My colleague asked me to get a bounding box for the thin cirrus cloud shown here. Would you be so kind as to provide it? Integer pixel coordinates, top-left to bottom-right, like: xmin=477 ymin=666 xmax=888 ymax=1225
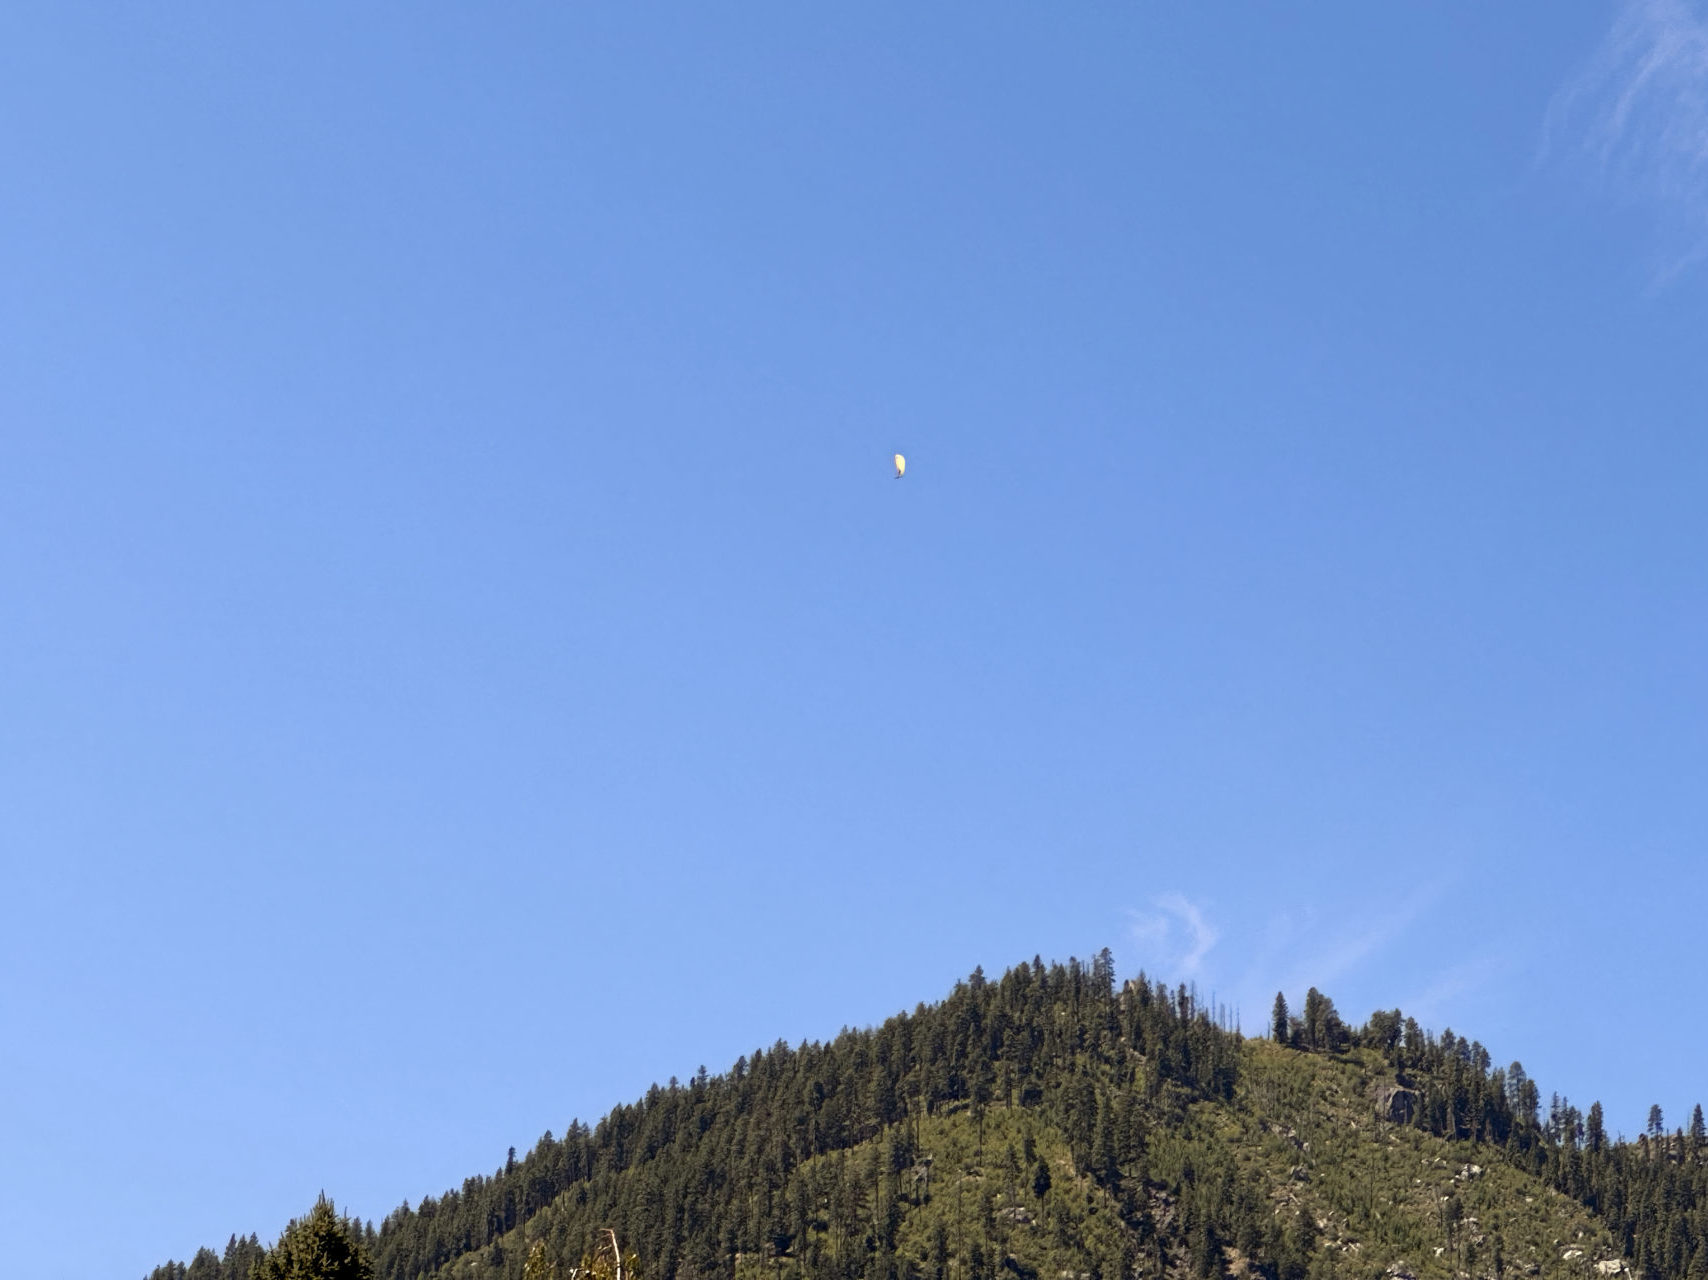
xmin=1254 ymin=882 xmax=1441 ymax=1010
xmin=1548 ymin=0 xmax=1708 ymax=277
xmin=1394 ymin=953 xmax=1514 ymax=1034
xmin=1125 ymin=893 xmax=1221 ymax=979
xmin=1126 ymin=885 xmax=1443 ymax=1030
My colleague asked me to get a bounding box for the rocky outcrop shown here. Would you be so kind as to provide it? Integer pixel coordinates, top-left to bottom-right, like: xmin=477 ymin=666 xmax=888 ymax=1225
xmin=1375 ymin=1084 xmax=1418 ymax=1125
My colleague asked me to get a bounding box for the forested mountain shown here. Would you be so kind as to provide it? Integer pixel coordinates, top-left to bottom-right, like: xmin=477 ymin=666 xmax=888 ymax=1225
xmin=149 ymin=956 xmax=1708 ymax=1280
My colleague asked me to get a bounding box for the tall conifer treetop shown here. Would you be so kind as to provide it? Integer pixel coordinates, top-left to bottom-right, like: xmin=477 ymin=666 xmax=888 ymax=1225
xmin=251 ymin=1199 xmax=373 ymax=1280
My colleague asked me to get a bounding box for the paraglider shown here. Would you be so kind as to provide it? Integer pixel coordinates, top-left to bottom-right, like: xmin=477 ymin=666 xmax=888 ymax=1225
xmin=893 ymin=453 xmax=906 ymax=479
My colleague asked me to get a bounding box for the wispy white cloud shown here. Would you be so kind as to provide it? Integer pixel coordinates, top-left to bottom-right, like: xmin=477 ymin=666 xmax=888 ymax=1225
xmin=1227 ymin=880 xmax=1442 ymax=1018
xmin=1282 ymin=887 xmax=1437 ymax=997
xmin=1394 ymin=952 xmax=1513 ymax=1032
xmin=1126 ymin=892 xmax=1220 ymax=979
xmin=1548 ymin=0 xmax=1708 ymax=277
xmin=1121 ymin=875 xmax=1470 ymax=1035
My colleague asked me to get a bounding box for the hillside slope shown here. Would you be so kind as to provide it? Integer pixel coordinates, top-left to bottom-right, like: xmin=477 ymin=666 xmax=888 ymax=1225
xmin=477 ymin=1037 xmax=1620 ymax=1280
xmin=149 ymin=959 xmax=1705 ymax=1280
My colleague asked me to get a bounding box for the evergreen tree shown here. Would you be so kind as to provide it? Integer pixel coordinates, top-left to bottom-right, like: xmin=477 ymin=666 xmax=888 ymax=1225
xmin=1363 ymin=1009 xmax=1401 ymax=1055
xmin=1270 ymin=992 xmax=1289 ymax=1044
xmin=1301 ymin=990 xmax=1321 ymax=1050
xmin=1093 ymin=1097 xmax=1118 ymax=1186
xmin=1091 ymin=949 xmax=1115 ymax=1001
xmin=253 ymin=1199 xmax=372 ymax=1280
xmin=1298 ymin=990 xmax=1344 ymax=1053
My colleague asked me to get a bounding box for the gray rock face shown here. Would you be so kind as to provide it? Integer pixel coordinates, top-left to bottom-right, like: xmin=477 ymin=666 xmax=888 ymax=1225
xmin=1376 ymin=1085 xmax=1418 ymax=1125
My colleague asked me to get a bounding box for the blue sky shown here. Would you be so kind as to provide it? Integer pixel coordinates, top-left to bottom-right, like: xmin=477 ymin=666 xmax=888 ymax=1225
xmin=4 ymin=4 xmax=1707 ymax=1276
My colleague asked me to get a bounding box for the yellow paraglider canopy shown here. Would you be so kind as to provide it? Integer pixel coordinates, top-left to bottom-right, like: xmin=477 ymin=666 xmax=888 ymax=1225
xmin=893 ymin=453 xmax=906 ymax=479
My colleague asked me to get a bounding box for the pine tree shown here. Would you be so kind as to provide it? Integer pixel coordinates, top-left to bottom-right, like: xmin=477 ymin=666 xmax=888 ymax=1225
xmin=1091 ymin=948 xmax=1115 ymax=1000
xmin=1271 ymin=992 xmax=1289 ymax=1044
xmin=1093 ymin=1097 xmax=1119 ymax=1186
xmin=1302 ymin=989 xmax=1326 ymax=1051
xmin=970 ymin=1044 xmax=994 ymax=1154
xmin=1031 ymin=1157 xmax=1051 ymax=1199
xmin=252 ymin=1199 xmax=372 ymax=1280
